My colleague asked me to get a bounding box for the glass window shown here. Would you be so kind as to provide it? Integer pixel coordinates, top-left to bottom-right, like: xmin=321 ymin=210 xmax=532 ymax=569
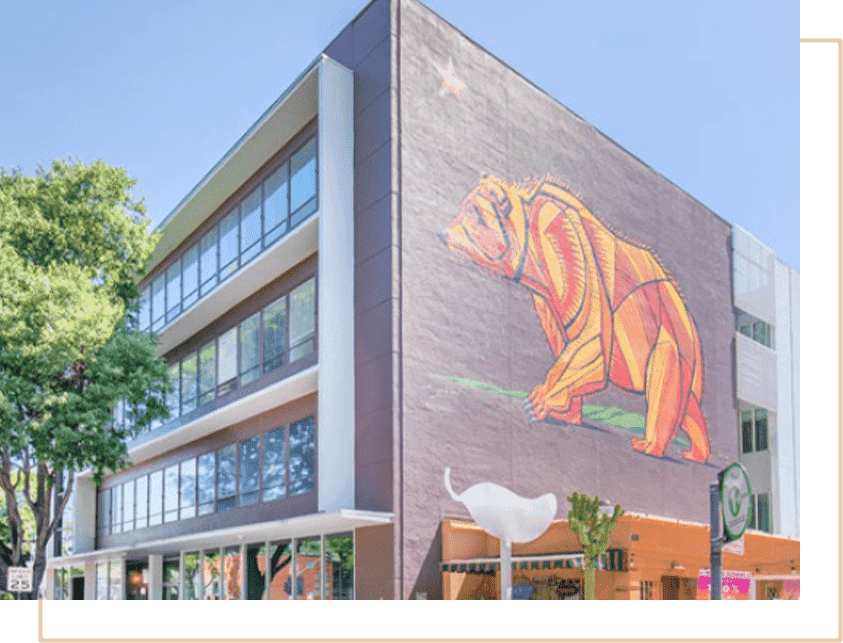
xmin=200 ymin=227 xmax=218 ymax=296
xmin=239 ymin=313 xmax=260 ymax=385
xmin=162 ymin=558 xmax=180 ymax=600
xmin=135 ymin=475 xmax=148 ymax=529
xmin=108 ymin=561 xmax=121 ymax=600
xmin=741 ymin=410 xmax=753 ymax=454
xmin=98 ymin=488 xmax=110 ymax=538
xmin=245 ymin=542 xmax=268 ymax=600
xmin=753 ymin=321 xmax=771 ymax=347
xmin=296 ymin=536 xmax=322 ymax=600
xmin=181 ymin=352 xmax=198 ymax=414
xmin=183 ymin=552 xmax=201 ymax=600
xmin=199 ymin=342 xmax=216 ymax=406
xmin=149 ymin=470 xmax=163 ymax=526
xmin=197 ymin=453 xmax=215 ymax=516
xmin=219 ymin=208 xmax=239 ymax=281
xmin=122 ymin=480 xmax=134 ymax=532
xmin=216 ymin=444 xmax=237 ymax=512
xmin=757 ymin=493 xmax=771 ymax=532
xmin=223 ymin=545 xmax=242 ymax=600
xmin=166 ymin=260 xmax=181 ymax=323
xmin=268 ymin=539 xmax=293 ymax=600
xmin=241 ymin=187 xmax=262 ymax=265
xmin=204 ymin=549 xmax=222 ymax=600
xmin=288 ymin=417 xmax=315 ymax=496
xmin=166 ymin=363 xmax=180 ymax=420
xmin=748 ymin=494 xmax=757 ymax=529
xmin=263 ymin=163 xmax=288 ymax=245
xmin=110 ymin=485 xmax=122 ymax=535
xmin=326 ymin=533 xmax=354 ymax=600
xmin=151 ymin=274 xmax=165 ymax=332
xmin=96 ymin=562 xmax=108 ymax=600
xmin=290 ymin=138 xmax=317 ymax=225
xmin=182 ymin=243 xmax=199 ymax=309
xmin=261 ymin=427 xmax=286 ymax=502
xmin=755 ymin=409 xmax=768 ymax=451
xmin=138 ymin=285 xmax=151 ymax=333
xmin=263 ymin=298 xmax=287 ymax=373
xmin=289 ymin=279 xmax=316 ymax=362
xmin=164 ymin=465 xmax=179 ymax=523
xmin=180 ymin=458 xmax=196 ymax=519
xmin=239 ymin=435 xmax=260 ymax=506
xmin=217 ymin=327 xmax=237 ymax=396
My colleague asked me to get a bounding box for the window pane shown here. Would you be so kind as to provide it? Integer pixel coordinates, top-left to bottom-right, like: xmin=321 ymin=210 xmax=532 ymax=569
xmin=245 ymin=542 xmax=268 ymax=600
xmin=204 ymin=549 xmax=222 ymax=600
xmin=162 ymin=558 xmax=180 ymax=600
xmin=139 ymin=285 xmax=151 ymax=332
xmin=741 ymin=410 xmax=753 ymax=454
xmin=219 ymin=208 xmax=239 ymax=281
xmin=748 ymin=494 xmax=756 ymax=529
xmin=151 ymin=274 xmax=165 ymax=331
xmin=268 ymin=540 xmax=293 ymax=600
xmin=216 ymin=444 xmax=237 ymax=511
xmin=108 ymin=561 xmax=121 ymax=600
xmin=223 ymin=545 xmax=242 ymax=600
xmin=264 ymin=163 xmax=288 ymax=244
xmin=326 ymin=533 xmax=354 ymax=600
xmin=164 ymin=465 xmax=179 ymax=522
xmin=197 ymin=453 xmax=215 ymax=516
xmin=98 ymin=489 xmax=110 ymax=538
xmin=218 ymin=327 xmax=237 ymax=395
xmin=149 ymin=470 xmax=163 ymax=526
xmin=755 ymin=409 xmax=768 ymax=451
xmin=182 ymin=243 xmax=199 ymax=308
xmin=96 ymin=562 xmax=108 ymax=600
xmin=290 ymin=138 xmax=317 ymax=224
xmin=111 ymin=485 xmax=122 ymax=535
xmin=241 ymin=187 xmax=262 ymax=264
xmin=758 ymin=493 xmax=770 ymax=532
xmin=289 ymin=279 xmax=316 ymax=361
xmin=166 ymin=363 xmax=180 ymax=419
xmin=753 ymin=321 xmax=770 ymax=347
xmin=288 ymin=417 xmax=315 ymax=495
xmin=199 ymin=342 xmax=216 ymax=406
xmin=183 ymin=552 xmax=201 ymax=600
xmin=200 ymin=227 xmax=218 ymax=296
xmin=122 ymin=481 xmax=134 ymax=532
xmin=239 ymin=435 xmax=260 ymax=506
xmin=166 ymin=260 xmax=181 ymax=322
xmin=261 ymin=427 xmax=286 ymax=502
xmin=181 ymin=352 xmax=198 ymax=414
xmin=180 ymin=458 xmax=196 ymax=519
xmin=239 ymin=313 xmax=260 ymax=385
xmin=296 ymin=536 xmax=322 ymax=599
xmin=263 ymin=298 xmax=287 ymax=373
xmin=135 ymin=476 xmax=148 ymax=529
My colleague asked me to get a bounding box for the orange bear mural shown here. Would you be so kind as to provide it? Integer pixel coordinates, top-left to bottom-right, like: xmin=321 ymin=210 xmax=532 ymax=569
xmin=439 ymin=176 xmax=710 ymax=462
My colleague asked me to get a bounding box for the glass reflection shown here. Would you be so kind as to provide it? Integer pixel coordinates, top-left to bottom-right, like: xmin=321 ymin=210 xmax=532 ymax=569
xmin=203 ymin=549 xmax=221 ymax=599
xmin=326 ymin=532 xmax=354 ymax=600
xmin=245 ymin=542 xmax=268 ymax=600
xmin=296 ymin=537 xmax=322 ymax=600
xmin=267 ymin=539 xmax=293 ymax=600
xmin=162 ymin=558 xmax=180 ymax=600
xmin=183 ymin=552 xmax=200 ymax=600
xmin=223 ymin=546 xmax=241 ymax=600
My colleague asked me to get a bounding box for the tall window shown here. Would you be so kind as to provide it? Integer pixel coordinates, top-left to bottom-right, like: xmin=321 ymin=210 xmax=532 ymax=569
xmin=198 ymin=342 xmax=216 ymax=406
xmin=219 ymin=208 xmax=239 ymax=281
xmin=239 ymin=313 xmax=261 ymax=385
xmin=135 ymin=476 xmax=148 ymax=529
xmin=197 ymin=453 xmax=215 ymax=516
xmin=290 ymin=138 xmax=317 ymax=226
xmin=754 ymin=409 xmax=768 ymax=451
xmin=151 ymin=275 xmax=165 ymax=332
xmin=122 ymin=480 xmax=134 ymax=532
xmin=149 ymin=470 xmax=163 ymax=526
xmin=289 ymin=279 xmax=316 ymax=362
xmin=182 ymin=243 xmax=199 ymax=309
xmin=261 ymin=427 xmax=286 ymax=502
xmin=167 ymin=364 xmax=180 ymax=418
xmin=110 ymin=484 xmax=122 ymax=535
xmin=736 ymin=309 xmax=773 ymax=349
xmin=162 ymin=558 xmax=180 ymax=600
xmin=200 ymin=228 xmax=218 ymax=297
xmin=164 ymin=465 xmax=179 ymax=522
xmin=264 ymin=164 xmax=288 ymax=245
xmin=183 ymin=552 xmax=200 ymax=600
xmin=757 ymin=493 xmax=771 ymax=532
xmin=263 ymin=299 xmax=287 ymax=373
xmin=216 ymin=444 xmax=237 ymax=512
xmin=166 ymin=260 xmax=181 ymax=323
xmin=288 ymin=417 xmax=315 ymax=496
xmin=138 ymin=286 xmax=151 ymax=333
xmin=98 ymin=489 xmax=110 ymax=539
xmin=217 ymin=328 xmax=238 ymax=396
xmin=180 ymin=458 xmax=196 ymax=519
xmin=239 ymin=436 xmax=260 ymax=506
xmin=741 ymin=407 xmax=769 ymax=453
xmin=181 ymin=353 xmax=198 ymax=414
xmin=241 ymin=187 xmax=262 ymax=265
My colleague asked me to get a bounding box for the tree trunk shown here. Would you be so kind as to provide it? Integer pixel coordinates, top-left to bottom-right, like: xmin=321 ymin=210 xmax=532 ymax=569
xmin=29 ymin=546 xmax=47 ymax=600
xmin=583 ymin=566 xmax=596 ymax=600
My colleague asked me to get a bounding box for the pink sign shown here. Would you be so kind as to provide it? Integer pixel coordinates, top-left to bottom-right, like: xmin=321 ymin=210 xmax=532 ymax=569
xmin=697 ymin=569 xmax=751 ymax=599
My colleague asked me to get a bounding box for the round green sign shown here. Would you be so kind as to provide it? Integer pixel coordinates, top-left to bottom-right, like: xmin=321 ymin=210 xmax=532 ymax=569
xmin=720 ymin=462 xmax=753 ymax=541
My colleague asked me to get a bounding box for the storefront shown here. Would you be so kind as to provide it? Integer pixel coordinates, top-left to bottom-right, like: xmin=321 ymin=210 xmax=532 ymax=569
xmin=441 ymin=513 xmax=799 ymax=600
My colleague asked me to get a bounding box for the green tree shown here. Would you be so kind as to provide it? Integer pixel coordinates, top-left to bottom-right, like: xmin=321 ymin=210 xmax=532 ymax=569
xmin=567 ymin=492 xmax=623 ymax=600
xmin=0 ymin=160 xmax=169 ymax=599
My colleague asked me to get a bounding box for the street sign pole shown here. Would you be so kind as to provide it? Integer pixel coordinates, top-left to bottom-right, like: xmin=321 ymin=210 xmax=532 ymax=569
xmin=709 ymin=482 xmax=722 ymax=600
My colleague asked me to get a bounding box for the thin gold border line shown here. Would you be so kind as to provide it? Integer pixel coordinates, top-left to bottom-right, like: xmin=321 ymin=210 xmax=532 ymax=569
xmin=38 ymin=38 xmax=832 ymax=643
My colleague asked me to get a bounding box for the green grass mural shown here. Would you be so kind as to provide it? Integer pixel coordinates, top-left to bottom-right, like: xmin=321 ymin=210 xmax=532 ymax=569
xmin=433 ymin=375 xmax=691 ymax=450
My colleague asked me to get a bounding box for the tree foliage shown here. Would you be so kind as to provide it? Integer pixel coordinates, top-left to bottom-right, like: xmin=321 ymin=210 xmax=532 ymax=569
xmin=567 ymin=492 xmax=623 ymax=599
xmin=0 ymin=159 xmax=169 ymax=598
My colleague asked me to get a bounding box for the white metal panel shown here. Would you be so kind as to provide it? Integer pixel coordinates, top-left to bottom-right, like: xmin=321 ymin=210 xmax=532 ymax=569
xmin=735 ymin=332 xmax=778 ymax=411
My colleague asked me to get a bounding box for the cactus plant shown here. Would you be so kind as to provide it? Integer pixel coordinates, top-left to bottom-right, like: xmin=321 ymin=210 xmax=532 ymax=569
xmin=567 ymin=492 xmax=623 ymax=599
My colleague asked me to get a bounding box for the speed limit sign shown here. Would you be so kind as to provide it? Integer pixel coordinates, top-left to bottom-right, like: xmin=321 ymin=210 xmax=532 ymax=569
xmin=7 ymin=567 xmax=32 ymax=592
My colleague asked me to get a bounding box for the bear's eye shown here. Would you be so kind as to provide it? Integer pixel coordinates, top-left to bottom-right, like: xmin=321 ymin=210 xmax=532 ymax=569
xmin=475 ymin=207 xmax=489 ymax=228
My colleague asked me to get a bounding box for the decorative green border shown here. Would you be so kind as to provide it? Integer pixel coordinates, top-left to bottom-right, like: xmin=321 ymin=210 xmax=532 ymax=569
xmin=719 ymin=461 xmax=753 ymax=541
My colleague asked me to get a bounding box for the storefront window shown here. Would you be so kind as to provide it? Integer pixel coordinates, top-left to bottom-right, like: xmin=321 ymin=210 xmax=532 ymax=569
xmin=96 ymin=562 xmax=107 ymax=600
xmin=296 ymin=537 xmax=322 ymax=600
xmin=108 ymin=561 xmax=121 ymax=600
xmin=223 ymin=546 xmax=242 ymax=600
xmin=268 ymin=539 xmax=293 ymax=600
xmin=245 ymin=542 xmax=268 ymax=600
xmin=162 ymin=558 xmax=180 ymax=600
xmin=203 ymin=549 xmax=221 ymax=600
xmin=325 ymin=533 xmax=354 ymax=600
xmin=183 ymin=552 xmax=201 ymax=600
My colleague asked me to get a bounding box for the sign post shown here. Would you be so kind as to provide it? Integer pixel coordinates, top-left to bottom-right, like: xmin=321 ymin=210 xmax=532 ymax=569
xmin=710 ymin=462 xmax=752 ymax=600
xmin=7 ymin=566 xmax=33 ymax=599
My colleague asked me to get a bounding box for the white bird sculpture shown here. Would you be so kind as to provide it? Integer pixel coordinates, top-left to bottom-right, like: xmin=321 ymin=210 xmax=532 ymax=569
xmin=444 ymin=467 xmax=557 ymax=546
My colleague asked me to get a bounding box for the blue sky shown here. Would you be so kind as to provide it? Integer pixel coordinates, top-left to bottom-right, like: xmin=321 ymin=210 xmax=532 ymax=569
xmin=0 ymin=0 xmax=799 ymax=267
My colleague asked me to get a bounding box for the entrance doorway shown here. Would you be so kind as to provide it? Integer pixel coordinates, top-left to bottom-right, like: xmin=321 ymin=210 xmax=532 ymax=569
xmin=71 ymin=577 xmax=84 ymax=600
xmin=125 ymin=561 xmax=149 ymax=600
xmin=660 ymin=575 xmax=696 ymax=599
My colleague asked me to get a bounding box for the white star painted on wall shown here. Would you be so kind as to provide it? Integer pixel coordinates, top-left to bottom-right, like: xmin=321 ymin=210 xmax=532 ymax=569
xmin=434 ymin=57 xmax=465 ymax=100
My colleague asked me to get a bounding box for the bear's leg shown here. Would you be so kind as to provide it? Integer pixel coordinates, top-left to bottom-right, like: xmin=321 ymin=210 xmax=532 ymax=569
xmin=680 ymin=392 xmax=710 ymax=462
xmin=631 ymin=328 xmax=684 ymax=457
